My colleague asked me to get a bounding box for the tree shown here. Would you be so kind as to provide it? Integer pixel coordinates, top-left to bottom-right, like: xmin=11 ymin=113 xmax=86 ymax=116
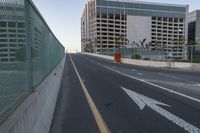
xmin=188 ymin=39 xmax=196 ymax=62
xmin=178 ymin=36 xmax=186 ymax=60
xmin=132 ymin=54 xmax=141 ymax=59
xmin=154 ymin=41 xmax=161 ymax=51
xmin=85 ymin=39 xmax=93 ymax=53
xmin=145 ymin=42 xmax=152 ymax=49
xmin=115 ymin=35 xmax=124 ymax=52
xmin=130 ymin=41 xmax=135 ymax=56
xmin=94 ymin=36 xmax=101 ymax=54
xmin=139 ymin=38 xmax=147 ymax=49
xmin=130 ymin=40 xmax=138 ymax=58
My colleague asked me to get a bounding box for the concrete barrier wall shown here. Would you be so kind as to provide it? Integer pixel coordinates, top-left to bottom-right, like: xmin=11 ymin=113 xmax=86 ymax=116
xmin=85 ymin=53 xmax=114 ymax=60
xmin=191 ymin=63 xmax=200 ymax=71
xmin=0 ymin=55 xmax=66 ymax=133
xmin=122 ymin=58 xmax=168 ymax=67
xmin=83 ymin=53 xmax=200 ymax=71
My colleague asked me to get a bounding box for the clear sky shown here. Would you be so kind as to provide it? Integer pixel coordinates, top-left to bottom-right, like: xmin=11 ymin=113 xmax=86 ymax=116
xmin=32 ymin=0 xmax=199 ymax=52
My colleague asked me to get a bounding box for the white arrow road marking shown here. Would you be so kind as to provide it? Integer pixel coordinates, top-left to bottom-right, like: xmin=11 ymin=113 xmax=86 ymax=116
xmin=122 ymin=87 xmax=200 ymax=133
xmin=122 ymin=87 xmax=170 ymax=110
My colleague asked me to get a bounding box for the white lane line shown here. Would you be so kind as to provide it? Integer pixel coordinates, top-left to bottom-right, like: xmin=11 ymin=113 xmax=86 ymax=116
xmin=187 ymin=81 xmax=200 ymax=86
xmin=171 ymin=76 xmax=182 ymax=80
xmin=196 ymin=84 xmax=200 ymax=87
xmin=102 ymin=65 xmax=200 ymax=104
xmin=145 ymin=79 xmax=200 ymax=87
xmin=158 ymin=73 xmax=200 ymax=85
xmin=157 ymin=72 xmax=181 ymax=80
xmin=122 ymin=87 xmax=200 ymax=133
xmin=131 ymin=69 xmax=136 ymax=72
xmin=137 ymin=73 xmax=143 ymax=76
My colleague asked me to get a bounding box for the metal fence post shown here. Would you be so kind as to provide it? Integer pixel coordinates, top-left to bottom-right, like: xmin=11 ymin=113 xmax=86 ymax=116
xmin=25 ymin=0 xmax=33 ymax=91
xmin=191 ymin=45 xmax=193 ymax=63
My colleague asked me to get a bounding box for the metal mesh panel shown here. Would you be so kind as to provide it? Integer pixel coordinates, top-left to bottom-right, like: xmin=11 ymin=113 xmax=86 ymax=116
xmin=99 ymin=45 xmax=200 ymax=62
xmin=0 ymin=0 xmax=65 ymax=123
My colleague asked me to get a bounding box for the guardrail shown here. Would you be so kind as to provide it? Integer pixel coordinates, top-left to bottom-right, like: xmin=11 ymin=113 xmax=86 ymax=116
xmin=0 ymin=0 xmax=65 ymax=123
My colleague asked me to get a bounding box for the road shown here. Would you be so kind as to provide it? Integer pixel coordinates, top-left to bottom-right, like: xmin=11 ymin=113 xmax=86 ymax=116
xmin=50 ymin=53 xmax=200 ymax=133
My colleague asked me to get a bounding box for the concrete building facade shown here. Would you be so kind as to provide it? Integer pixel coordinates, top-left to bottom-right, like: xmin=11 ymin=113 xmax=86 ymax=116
xmin=81 ymin=0 xmax=189 ymax=59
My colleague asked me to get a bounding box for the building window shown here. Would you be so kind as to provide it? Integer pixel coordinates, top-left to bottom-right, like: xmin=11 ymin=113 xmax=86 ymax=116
xmin=18 ymin=22 xmax=25 ymax=28
xmin=9 ymin=39 xmax=16 ymax=42
xmin=0 ymin=39 xmax=7 ymax=42
xmin=0 ymin=49 xmax=8 ymax=52
xmin=9 ymin=34 xmax=16 ymax=37
xmin=0 ymin=21 xmax=6 ymax=27
xmin=0 ymin=34 xmax=7 ymax=37
xmin=18 ymin=30 xmax=25 ymax=33
xmin=115 ymin=14 xmax=120 ymax=20
xmin=101 ymin=13 xmax=107 ymax=19
xmin=8 ymin=22 xmax=16 ymax=27
xmin=96 ymin=13 xmax=100 ymax=18
xmin=1 ymin=58 xmax=8 ymax=62
xmin=108 ymin=13 xmax=113 ymax=19
xmin=8 ymin=29 xmax=16 ymax=33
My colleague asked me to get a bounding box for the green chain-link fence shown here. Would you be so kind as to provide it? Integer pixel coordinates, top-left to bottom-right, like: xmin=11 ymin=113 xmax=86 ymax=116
xmin=97 ymin=45 xmax=200 ymax=63
xmin=0 ymin=0 xmax=65 ymax=123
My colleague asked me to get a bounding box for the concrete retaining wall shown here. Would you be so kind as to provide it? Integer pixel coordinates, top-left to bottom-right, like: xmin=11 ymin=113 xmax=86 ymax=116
xmin=83 ymin=53 xmax=200 ymax=71
xmin=0 ymin=56 xmax=66 ymax=133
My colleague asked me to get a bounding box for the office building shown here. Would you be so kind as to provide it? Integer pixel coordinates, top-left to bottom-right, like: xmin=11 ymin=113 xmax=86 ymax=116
xmin=188 ymin=10 xmax=200 ymax=44
xmin=188 ymin=10 xmax=200 ymax=61
xmin=81 ymin=0 xmax=189 ymax=59
xmin=0 ymin=2 xmax=26 ymax=62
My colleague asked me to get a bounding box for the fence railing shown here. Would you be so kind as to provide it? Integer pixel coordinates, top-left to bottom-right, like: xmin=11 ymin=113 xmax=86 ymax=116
xmin=0 ymin=0 xmax=65 ymax=123
xmin=96 ymin=45 xmax=200 ymax=63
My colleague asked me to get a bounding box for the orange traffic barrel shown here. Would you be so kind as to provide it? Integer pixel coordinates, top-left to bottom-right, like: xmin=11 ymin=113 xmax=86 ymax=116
xmin=114 ymin=52 xmax=121 ymax=63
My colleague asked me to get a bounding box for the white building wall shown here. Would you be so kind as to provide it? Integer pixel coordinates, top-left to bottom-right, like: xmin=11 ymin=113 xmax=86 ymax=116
xmin=127 ymin=16 xmax=151 ymax=44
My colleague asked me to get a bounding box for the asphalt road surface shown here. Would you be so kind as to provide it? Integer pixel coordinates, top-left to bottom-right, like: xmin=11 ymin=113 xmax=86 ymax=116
xmin=50 ymin=53 xmax=200 ymax=133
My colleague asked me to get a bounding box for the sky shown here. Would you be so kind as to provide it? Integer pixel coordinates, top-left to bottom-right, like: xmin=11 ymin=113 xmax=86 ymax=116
xmin=32 ymin=0 xmax=199 ymax=52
